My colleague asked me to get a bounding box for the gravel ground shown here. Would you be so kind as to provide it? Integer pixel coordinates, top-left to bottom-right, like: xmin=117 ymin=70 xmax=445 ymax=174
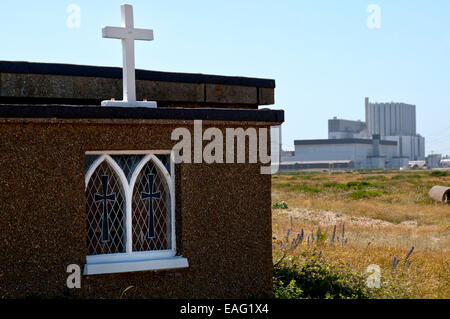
xmin=284 ymin=207 xmax=418 ymax=228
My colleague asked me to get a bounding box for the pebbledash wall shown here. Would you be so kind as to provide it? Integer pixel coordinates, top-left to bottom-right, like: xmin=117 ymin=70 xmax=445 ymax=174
xmin=0 ymin=61 xmax=283 ymax=298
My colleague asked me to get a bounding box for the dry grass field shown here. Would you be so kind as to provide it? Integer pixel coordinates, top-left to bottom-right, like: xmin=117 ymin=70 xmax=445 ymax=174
xmin=271 ymin=169 xmax=450 ymax=299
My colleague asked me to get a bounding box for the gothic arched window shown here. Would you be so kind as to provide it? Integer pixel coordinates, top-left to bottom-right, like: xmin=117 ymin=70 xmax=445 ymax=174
xmin=84 ymin=152 xmax=187 ymax=275
xmin=85 ymin=157 xmax=127 ymax=255
xmin=131 ymin=156 xmax=172 ymax=252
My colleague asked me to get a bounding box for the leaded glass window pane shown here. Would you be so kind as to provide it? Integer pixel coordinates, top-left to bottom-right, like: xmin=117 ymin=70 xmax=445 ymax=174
xmin=111 ymin=155 xmax=145 ymax=182
xmin=155 ymin=154 xmax=171 ymax=175
xmin=85 ymin=155 xmax=100 ymax=174
xmin=132 ymin=160 xmax=171 ymax=251
xmin=85 ymin=153 xmax=174 ymax=259
xmin=86 ymin=161 xmax=126 ymax=255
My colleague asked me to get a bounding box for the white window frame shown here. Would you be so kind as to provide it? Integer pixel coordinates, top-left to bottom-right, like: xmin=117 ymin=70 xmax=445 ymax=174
xmin=83 ymin=150 xmax=188 ymax=275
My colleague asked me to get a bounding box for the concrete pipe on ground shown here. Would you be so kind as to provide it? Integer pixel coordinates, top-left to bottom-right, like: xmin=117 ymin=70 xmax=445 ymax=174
xmin=429 ymin=186 xmax=450 ymax=203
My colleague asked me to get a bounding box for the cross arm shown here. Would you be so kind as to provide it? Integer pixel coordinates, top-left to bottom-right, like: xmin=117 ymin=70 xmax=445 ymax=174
xmin=102 ymin=26 xmax=154 ymax=41
xmin=131 ymin=28 xmax=154 ymax=41
xmin=102 ymin=26 xmax=126 ymax=39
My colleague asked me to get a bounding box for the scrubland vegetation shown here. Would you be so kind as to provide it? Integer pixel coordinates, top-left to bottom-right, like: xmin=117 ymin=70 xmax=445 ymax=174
xmin=272 ymin=170 xmax=450 ymax=299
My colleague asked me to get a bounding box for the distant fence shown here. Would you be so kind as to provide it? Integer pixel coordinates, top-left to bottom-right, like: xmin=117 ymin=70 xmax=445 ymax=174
xmin=279 ymin=160 xmax=354 ymax=172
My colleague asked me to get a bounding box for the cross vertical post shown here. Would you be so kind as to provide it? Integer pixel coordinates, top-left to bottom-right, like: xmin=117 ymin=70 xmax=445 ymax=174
xmin=101 ymin=4 xmax=157 ymax=108
xmin=140 ymin=174 xmax=161 ymax=238
xmin=95 ymin=175 xmax=117 ymax=242
xmin=121 ymin=4 xmax=136 ymax=103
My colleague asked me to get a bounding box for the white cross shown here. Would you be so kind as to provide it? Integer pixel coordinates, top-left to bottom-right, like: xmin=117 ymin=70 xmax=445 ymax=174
xmin=101 ymin=4 xmax=157 ymax=108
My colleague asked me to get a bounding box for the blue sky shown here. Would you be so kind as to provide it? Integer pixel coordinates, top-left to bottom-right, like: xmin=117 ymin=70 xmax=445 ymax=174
xmin=0 ymin=0 xmax=449 ymax=155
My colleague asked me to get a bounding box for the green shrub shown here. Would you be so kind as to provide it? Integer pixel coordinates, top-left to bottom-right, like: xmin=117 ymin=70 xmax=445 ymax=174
xmin=323 ymin=182 xmax=347 ymax=189
xmin=273 ymin=279 xmax=303 ymax=299
xmin=430 ymin=171 xmax=449 ymax=177
xmin=289 ymin=185 xmax=321 ymax=194
xmin=273 ymin=258 xmax=371 ymax=299
xmin=346 ymin=181 xmax=376 ymax=188
xmin=359 ymin=175 xmax=388 ymax=181
xmin=323 ymin=181 xmax=339 ymax=187
xmin=272 ymin=201 xmax=289 ymax=209
xmin=348 ymin=190 xmax=382 ymax=200
xmin=392 ymin=173 xmax=423 ymax=180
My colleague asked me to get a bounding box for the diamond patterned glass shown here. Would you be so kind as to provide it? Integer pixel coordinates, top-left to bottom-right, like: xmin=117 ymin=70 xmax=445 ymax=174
xmin=111 ymin=155 xmax=145 ymax=182
xmin=132 ymin=160 xmax=171 ymax=251
xmin=86 ymin=161 xmax=126 ymax=255
xmin=155 ymin=154 xmax=171 ymax=175
xmin=85 ymin=155 xmax=100 ymax=174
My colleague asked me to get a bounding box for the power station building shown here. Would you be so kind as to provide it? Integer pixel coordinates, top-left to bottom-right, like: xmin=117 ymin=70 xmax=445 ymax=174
xmin=286 ymin=97 xmax=425 ymax=170
xmin=328 ymin=118 xmax=368 ymax=139
xmin=365 ymin=98 xmax=425 ymax=162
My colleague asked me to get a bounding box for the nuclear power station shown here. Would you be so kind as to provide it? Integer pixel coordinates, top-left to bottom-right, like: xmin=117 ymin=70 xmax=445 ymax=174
xmin=282 ymin=97 xmax=425 ymax=170
xmin=365 ymin=98 xmax=425 ymax=162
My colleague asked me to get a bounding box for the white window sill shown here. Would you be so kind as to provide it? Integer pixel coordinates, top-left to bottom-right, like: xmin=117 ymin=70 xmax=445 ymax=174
xmin=83 ymin=256 xmax=189 ymax=275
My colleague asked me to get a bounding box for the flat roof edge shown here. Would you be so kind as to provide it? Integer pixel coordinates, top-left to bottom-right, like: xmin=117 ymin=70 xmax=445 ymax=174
xmin=0 ymin=61 xmax=276 ymax=89
xmin=0 ymin=105 xmax=284 ymax=123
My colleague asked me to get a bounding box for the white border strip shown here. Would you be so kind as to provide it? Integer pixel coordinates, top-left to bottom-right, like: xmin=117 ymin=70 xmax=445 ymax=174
xmin=83 ymin=257 xmax=189 ymax=275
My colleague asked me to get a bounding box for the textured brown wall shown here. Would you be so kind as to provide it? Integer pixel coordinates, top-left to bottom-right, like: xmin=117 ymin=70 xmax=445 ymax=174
xmin=0 ymin=119 xmax=273 ymax=298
